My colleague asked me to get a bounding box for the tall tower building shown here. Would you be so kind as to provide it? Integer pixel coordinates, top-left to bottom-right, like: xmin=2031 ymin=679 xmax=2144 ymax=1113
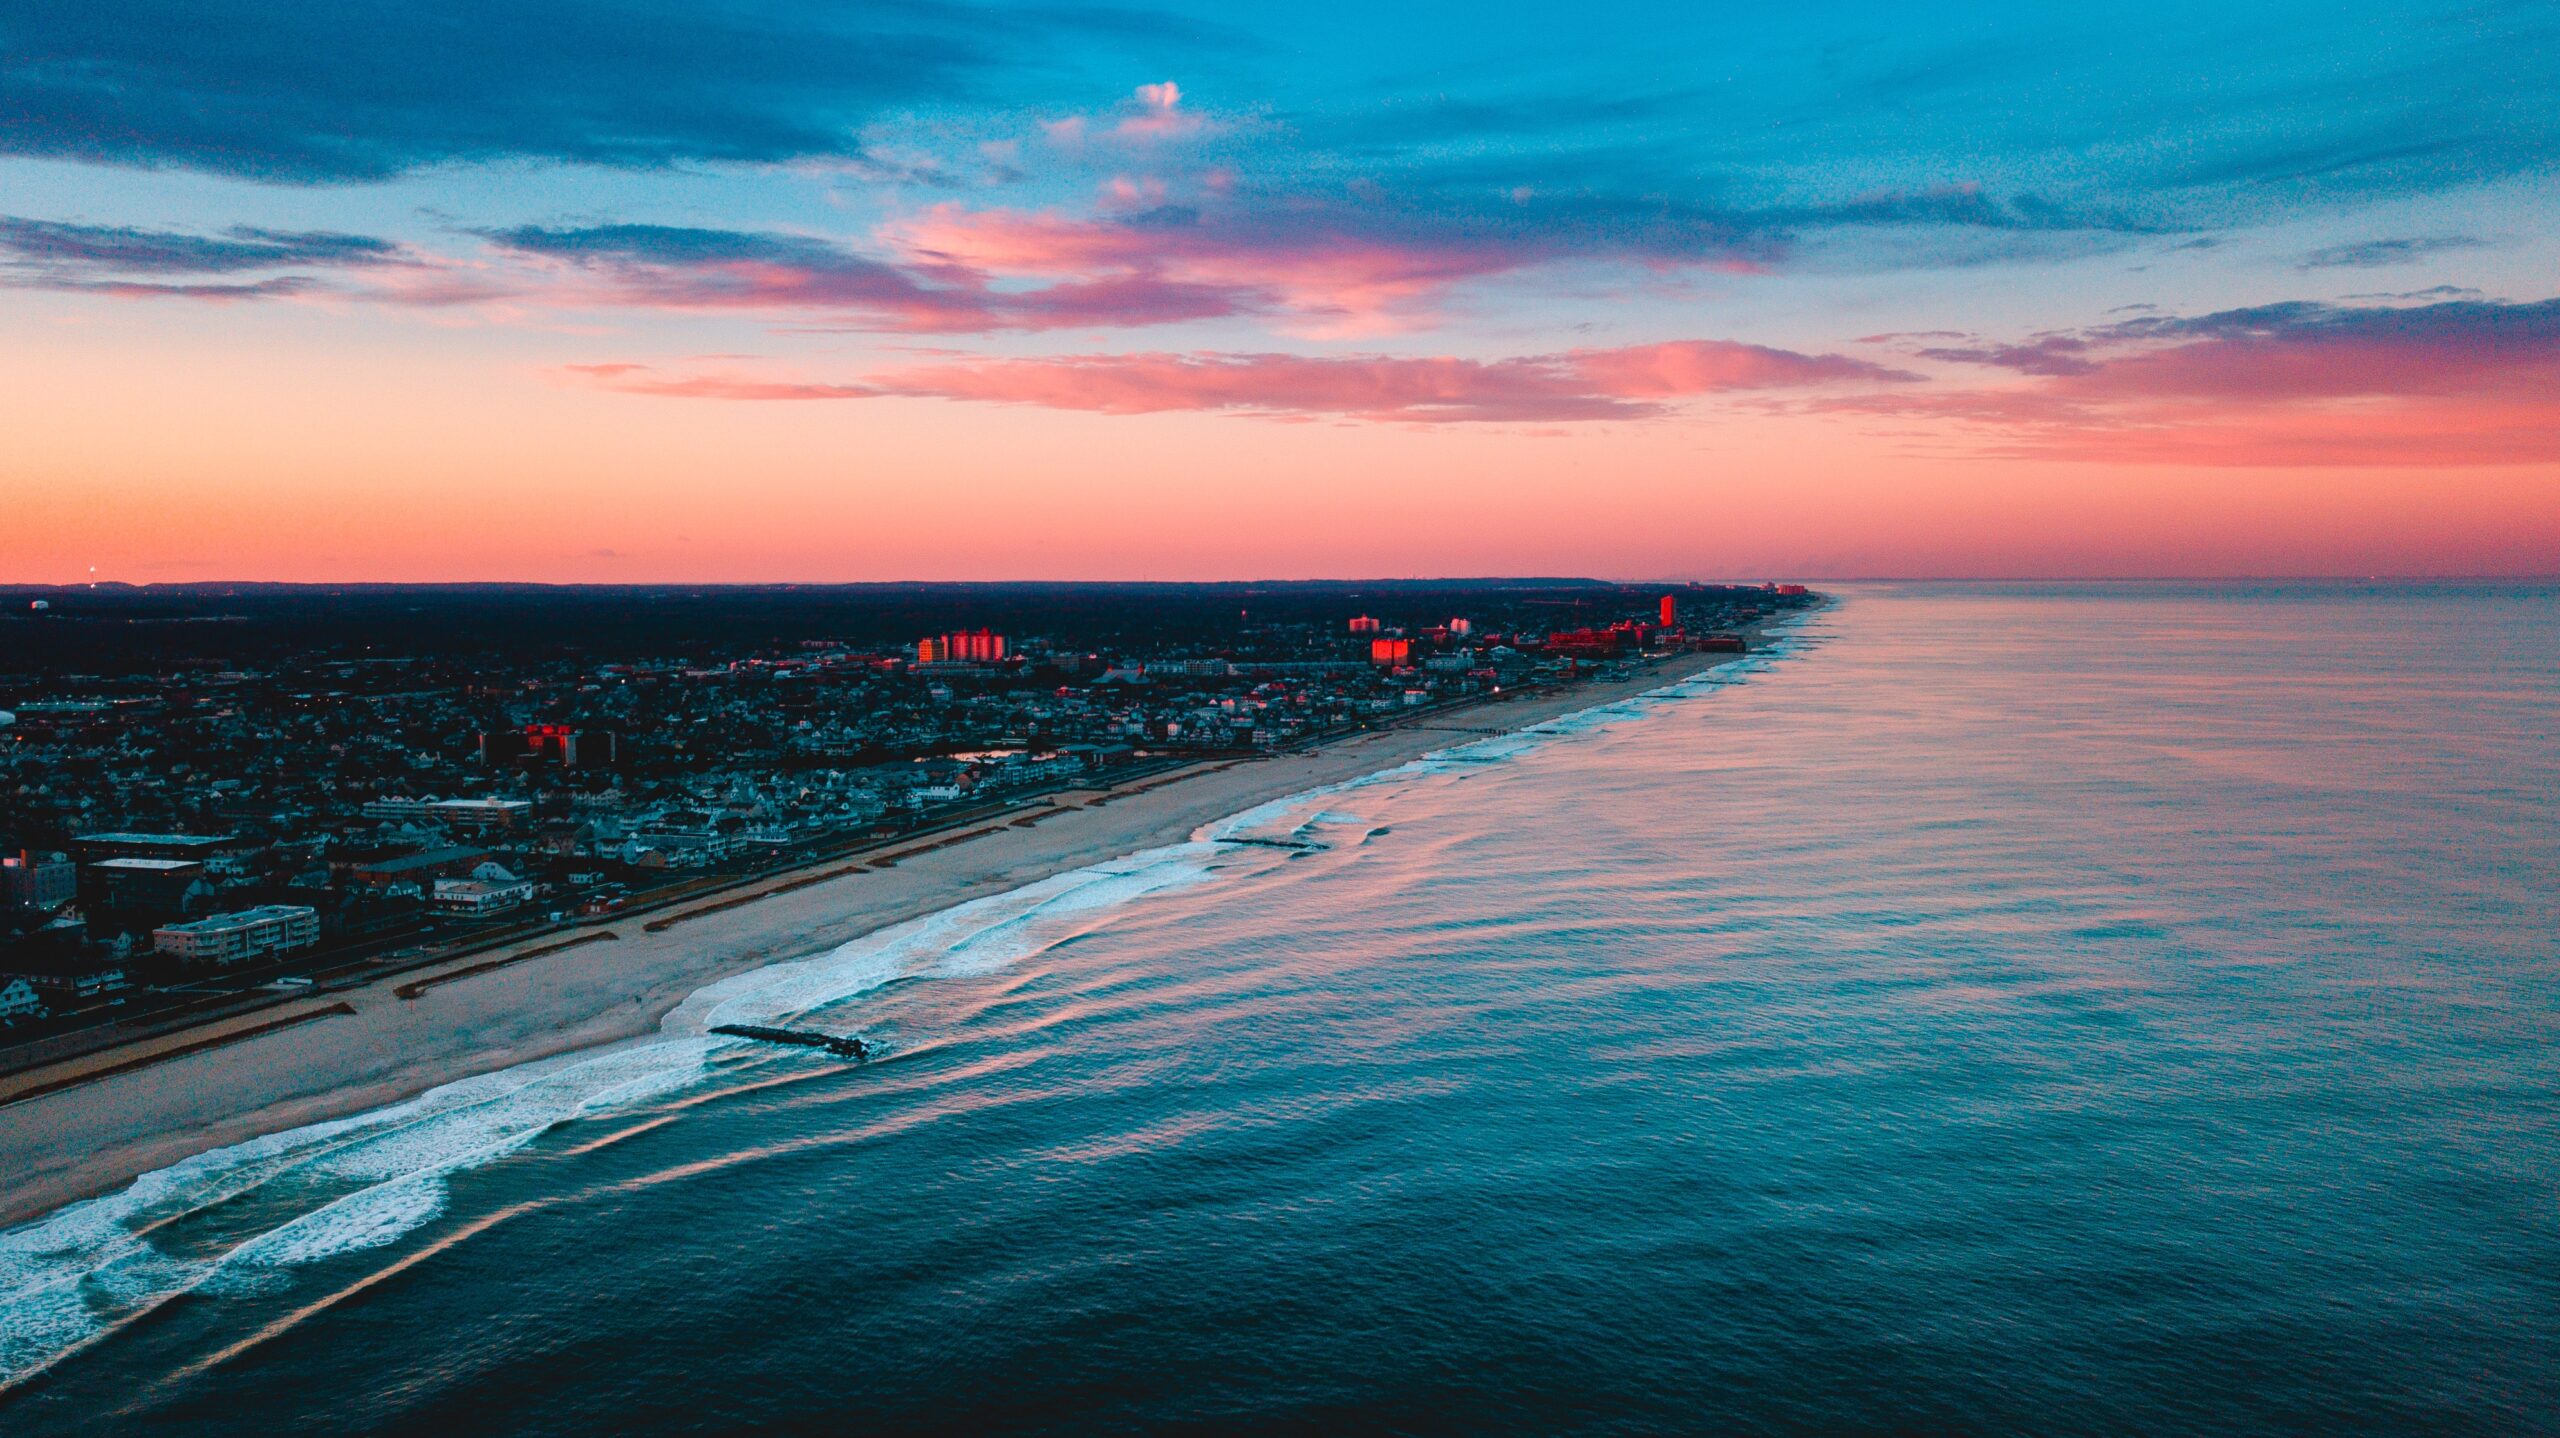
xmin=1659 ymin=594 xmax=1678 ymax=628
xmin=949 ymin=628 xmax=1007 ymax=662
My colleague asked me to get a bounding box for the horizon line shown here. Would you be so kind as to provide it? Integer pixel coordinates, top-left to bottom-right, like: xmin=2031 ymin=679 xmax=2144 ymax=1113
xmin=6 ymin=574 xmax=2560 ymax=592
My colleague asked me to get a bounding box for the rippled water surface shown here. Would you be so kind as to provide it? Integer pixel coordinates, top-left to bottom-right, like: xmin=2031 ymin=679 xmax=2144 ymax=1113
xmin=5 ymin=584 xmax=2557 ymax=1435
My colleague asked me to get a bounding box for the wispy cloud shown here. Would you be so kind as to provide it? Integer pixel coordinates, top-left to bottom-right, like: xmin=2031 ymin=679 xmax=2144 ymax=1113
xmin=878 ymin=174 xmax=2198 ymax=332
xmin=482 ymin=195 xmax=1788 ymax=335
xmin=482 ymin=222 xmax=1246 ymax=332
xmin=0 ymin=218 xmax=401 ymax=273
xmin=2297 ymin=236 xmax=2491 ymax=270
xmin=1912 ymin=336 xmax=2100 ymax=377
xmin=33 ymin=276 xmax=326 ymax=302
xmin=1836 ymin=296 xmax=2560 ymax=466
xmin=0 ymin=215 xmax=411 ymax=299
xmin=568 ymin=339 xmax=1913 ymax=423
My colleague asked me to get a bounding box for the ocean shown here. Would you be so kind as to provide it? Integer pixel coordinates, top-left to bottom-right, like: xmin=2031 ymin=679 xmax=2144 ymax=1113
xmin=4 ymin=583 xmax=2556 ymax=1435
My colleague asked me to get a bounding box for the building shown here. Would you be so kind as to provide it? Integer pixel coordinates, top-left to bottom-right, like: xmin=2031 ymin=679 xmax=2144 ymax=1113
xmin=1369 ymin=637 xmax=1414 ymax=667
xmin=351 ymin=845 xmax=492 ymax=890
xmin=1541 ymin=620 xmax=1656 ymax=660
xmin=153 ymin=905 xmax=321 ymax=965
xmin=0 ymin=976 xmax=43 ymax=1023
xmin=361 ymin=796 xmax=442 ymax=821
xmin=2 ymin=850 xmax=76 ymax=912
xmin=362 ymin=798 xmax=532 ymax=831
xmin=12 ymin=958 xmax=126 ymax=1003
xmin=83 ymin=857 xmax=206 ymax=911
xmin=431 ymin=878 xmax=537 ymax=915
xmin=1660 ymin=594 xmax=1677 ymax=628
xmin=481 ymin=724 xmax=617 ymax=768
xmin=1348 ymin=615 xmax=1381 ymax=634
xmin=70 ymin=831 xmax=234 ymax=864
xmin=919 ymin=628 xmax=1006 ymax=664
xmin=428 ymin=798 xmax=533 ymax=833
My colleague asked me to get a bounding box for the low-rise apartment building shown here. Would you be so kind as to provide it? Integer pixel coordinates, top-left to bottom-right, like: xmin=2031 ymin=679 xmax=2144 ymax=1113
xmin=153 ymin=905 xmax=322 ymax=965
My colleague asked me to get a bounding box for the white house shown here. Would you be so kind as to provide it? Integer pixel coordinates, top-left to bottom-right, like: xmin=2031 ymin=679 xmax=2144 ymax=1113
xmin=431 ymin=878 xmax=537 ymax=915
xmin=0 ymin=976 xmax=43 ymax=1023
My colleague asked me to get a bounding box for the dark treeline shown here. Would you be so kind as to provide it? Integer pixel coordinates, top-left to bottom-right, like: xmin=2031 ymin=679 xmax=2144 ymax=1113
xmin=0 ymin=580 xmax=1765 ymax=675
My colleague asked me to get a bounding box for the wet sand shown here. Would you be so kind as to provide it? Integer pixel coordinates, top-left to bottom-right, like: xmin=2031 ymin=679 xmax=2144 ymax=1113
xmin=0 ymin=651 xmax=1749 ymax=1229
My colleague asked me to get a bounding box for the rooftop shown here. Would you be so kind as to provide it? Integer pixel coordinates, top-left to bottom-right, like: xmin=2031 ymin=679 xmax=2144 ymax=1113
xmin=156 ymin=905 xmax=317 ymax=934
xmin=353 ymin=845 xmax=491 ymax=875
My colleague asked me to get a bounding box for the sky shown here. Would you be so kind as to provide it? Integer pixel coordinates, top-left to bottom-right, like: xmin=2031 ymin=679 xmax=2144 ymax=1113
xmin=3 ymin=0 xmax=2556 ymax=582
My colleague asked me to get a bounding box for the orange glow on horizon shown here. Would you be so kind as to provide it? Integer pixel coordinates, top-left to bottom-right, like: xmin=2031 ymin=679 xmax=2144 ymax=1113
xmin=6 ymin=305 xmax=2557 ymax=584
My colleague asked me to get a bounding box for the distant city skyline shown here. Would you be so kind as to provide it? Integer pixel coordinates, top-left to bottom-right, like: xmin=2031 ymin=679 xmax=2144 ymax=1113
xmin=5 ymin=2 xmax=2556 ymax=581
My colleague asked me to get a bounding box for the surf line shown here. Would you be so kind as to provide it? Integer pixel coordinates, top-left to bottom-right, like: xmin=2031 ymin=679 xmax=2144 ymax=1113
xmin=0 ymin=626 xmax=1813 ymax=1402
xmin=152 ymin=1196 xmax=567 ymax=1395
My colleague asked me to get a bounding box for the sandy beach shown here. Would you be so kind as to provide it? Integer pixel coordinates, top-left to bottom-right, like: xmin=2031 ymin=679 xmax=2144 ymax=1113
xmin=0 ymin=649 xmax=1752 ymax=1229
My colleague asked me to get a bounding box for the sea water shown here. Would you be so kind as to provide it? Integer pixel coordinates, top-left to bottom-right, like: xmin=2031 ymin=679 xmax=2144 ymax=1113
xmin=2 ymin=584 xmax=2554 ymax=1434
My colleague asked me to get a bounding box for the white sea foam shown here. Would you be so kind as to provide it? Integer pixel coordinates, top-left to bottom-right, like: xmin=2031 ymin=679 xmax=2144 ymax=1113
xmin=0 ymin=1037 xmax=728 ymax=1388
xmin=0 ymin=625 xmax=1806 ymax=1391
xmin=667 ymin=843 xmax=1224 ymax=1020
xmin=233 ymin=1178 xmax=448 ymax=1269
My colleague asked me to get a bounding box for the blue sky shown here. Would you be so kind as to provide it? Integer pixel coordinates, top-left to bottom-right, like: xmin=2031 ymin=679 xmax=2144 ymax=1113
xmin=4 ymin=1 xmax=2556 ymax=579
xmin=9 ymin=1 xmax=2548 ymax=299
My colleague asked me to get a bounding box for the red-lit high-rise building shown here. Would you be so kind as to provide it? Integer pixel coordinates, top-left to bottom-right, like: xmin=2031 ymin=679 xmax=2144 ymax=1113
xmin=480 ymin=724 xmax=617 ymax=768
xmin=949 ymin=628 xmax=1007 ymax=662
xmin=919 ymin=629 xmax=1007 ymax=663
xmin=1660 ymin=594 xmax=1677 ymax=628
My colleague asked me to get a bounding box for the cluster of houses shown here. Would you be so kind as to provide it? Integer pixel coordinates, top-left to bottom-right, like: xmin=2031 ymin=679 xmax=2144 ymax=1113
xmin=1 ymin=584 xmax=1810 ymax=1032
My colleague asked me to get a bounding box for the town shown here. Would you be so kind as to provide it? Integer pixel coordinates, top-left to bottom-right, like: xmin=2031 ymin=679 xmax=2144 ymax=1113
xmin=0 ymin=580 xmax=1811 ymax=1049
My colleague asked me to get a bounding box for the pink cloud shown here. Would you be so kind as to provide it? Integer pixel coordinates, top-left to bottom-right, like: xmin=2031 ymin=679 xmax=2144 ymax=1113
xmin=1102 ymin=174 xmax=1169 ymax=208
xmin=361 ymin=164 xmax=1790 ymax=336
xmin=1117 ymin=81 xmax=1204 ymax=139
xmin=1573 ymin=340 xmax=1900 ymax=396
xmin=566 ymin=295 xmax=2560 ymax=460
xmin=480 ymin=222 xmax=1247 ymax=332
xmin=1832 ymin=298 xmax=2560 ymax=466
xmin=566 ymin=337 xmax=1908 ymax=424
xmin=887 ymin=203 xmax=1575 ymax=332
xmin=560 ymin=363 xmax=872 ymax=402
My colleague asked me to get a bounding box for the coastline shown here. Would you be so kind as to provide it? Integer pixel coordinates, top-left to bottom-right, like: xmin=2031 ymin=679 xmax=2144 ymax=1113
xmin=0 ymin=639 xmax=1785 ymax=1231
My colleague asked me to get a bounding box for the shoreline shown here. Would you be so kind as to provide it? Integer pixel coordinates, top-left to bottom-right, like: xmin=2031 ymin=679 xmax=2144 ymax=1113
xmin=0 ymin=637 xmax=1787 ymax=1231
